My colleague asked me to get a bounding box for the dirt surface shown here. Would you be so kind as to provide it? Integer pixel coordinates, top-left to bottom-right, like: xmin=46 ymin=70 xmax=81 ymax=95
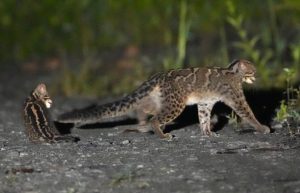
xmin=1 ymin=69 xmax=300 ymax=193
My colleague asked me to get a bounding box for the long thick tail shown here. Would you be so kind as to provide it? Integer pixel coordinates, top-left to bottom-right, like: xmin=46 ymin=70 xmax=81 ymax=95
xmin=57 ymin=74 xmax=161 ymax=124
xmin=58 ymin=96 xmax=137 ymax=124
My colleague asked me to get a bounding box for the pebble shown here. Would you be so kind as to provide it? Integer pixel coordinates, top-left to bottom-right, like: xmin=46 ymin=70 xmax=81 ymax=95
xmin=122 ymin=140 xmax=130 ymax=145
xmin=98 ymin=141 xmax=111 ymax=146
xmin=187 ymin=156 xmax=198 ymax=161
xmin=19 ymin=152 xmax=29 ymax=157
xmin=137 ymin=164 xmax=144 ymax=169
xmin=209 ymin=149 xmax=218 ymax=155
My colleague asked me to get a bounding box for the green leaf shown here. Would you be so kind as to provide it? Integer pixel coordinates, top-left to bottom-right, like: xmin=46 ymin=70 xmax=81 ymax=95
xmin=251 ymin=51 xmax=260 ymax=62
xmin=249 ymin=36 xmax=259 ymax=48
xmin=226 ymin=17 xmax=238 ymax=28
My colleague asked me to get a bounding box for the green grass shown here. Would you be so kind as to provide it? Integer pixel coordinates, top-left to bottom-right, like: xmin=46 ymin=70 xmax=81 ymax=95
xmin=163 ymin=0 xmax=190 ymax=70
xmin=275 ymin=68 xmax=300 ymax=135
xmin=226 ymin=0 xmax=272 ymax=87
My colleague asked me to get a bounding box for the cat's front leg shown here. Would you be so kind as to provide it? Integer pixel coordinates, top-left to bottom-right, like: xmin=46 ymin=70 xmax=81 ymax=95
xmin=224 ymin=95 xmax=270 ymax=134
xmin=197 ymin=103 xmax=214 ymax=136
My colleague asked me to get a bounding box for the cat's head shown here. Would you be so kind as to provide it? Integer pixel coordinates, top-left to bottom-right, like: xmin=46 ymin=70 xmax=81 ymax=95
xmin=32 ymin=83 xmax=52 ymax=108
xmin=228 ymin=59 xmax=256 ymax=84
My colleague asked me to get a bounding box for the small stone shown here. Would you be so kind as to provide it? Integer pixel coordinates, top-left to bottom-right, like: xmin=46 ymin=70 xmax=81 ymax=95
xmin=137 ymin=164 xmax=144 ymax=169
xmin=19 ymin=152 xmax=29 ymax=157
xmin=210 ymin=149 xmax=218 ymax=155
xmin=122 ymin=140 xmax=130 ymax=145
xmin=187 ymin=156 xmax=198 ymax=161
xmin=272 ymin=123 xmax=283 ymax=129
xmin=167 ymin=169 xmax=175 ymax=174
xmin=98 ymin=141 xmax=111 ymax=146
xmin=137 ymin=181 xmax=150 ymax=189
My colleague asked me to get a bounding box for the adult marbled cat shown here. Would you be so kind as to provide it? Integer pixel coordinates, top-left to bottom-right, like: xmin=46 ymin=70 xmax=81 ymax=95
xmin=58 ymin=59 xmax=270 ymax=139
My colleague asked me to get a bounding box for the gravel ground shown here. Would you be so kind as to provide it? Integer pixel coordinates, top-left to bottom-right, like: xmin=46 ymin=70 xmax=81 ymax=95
xmin=1 ymin=69 xmax=300 ymax=193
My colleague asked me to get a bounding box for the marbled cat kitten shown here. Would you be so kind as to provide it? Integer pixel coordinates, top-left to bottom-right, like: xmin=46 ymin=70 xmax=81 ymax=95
xmin=23 ymin=84 xmax=78 ymax=143
xmin=58 ymin=59 xmax=270 ymax=139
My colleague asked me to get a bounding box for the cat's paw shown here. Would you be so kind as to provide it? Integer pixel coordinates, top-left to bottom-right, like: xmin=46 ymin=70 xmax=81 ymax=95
xmin=201 ymin=130 xmax=219 ymax=137
xmin=256 ymin=125 xmax=270 ymax=134
xmin=163 ymin=133 xmax=174 ymax=141
xmin=200 ymin=126 xmax=220 ymax=137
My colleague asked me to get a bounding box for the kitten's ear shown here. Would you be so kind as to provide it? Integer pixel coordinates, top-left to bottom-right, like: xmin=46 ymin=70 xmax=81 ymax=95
xmin=36 ymin=83 xmax=47 ymax=94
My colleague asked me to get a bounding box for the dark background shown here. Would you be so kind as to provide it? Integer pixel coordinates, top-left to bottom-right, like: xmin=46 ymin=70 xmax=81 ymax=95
xmin=0 ymin=0 xmax=299 ymax=97
xmin=1 ymin=2 xmax=300 ymax=192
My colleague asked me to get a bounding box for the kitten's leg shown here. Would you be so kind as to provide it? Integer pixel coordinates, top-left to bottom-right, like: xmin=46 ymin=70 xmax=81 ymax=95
xmin=224 ymin=95 xmax=270 ymax=133
xmin=197 ymin=103 xmax=214 ymax=136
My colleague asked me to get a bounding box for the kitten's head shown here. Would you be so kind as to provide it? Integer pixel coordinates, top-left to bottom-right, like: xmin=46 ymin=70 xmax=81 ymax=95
xmin=228 ymin=59 xmax=256 ymax=84
xmin=32 ymin=83 xmax=52 ymax=108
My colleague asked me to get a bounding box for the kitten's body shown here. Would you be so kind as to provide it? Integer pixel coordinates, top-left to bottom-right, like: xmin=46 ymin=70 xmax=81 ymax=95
xmin=23 ymin=84 xmax=78 ymax=143
xmin=58 ymin=59 xmax=270 ymax=139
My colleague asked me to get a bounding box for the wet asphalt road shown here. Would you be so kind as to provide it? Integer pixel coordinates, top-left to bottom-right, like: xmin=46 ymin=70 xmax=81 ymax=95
xmin=1 ymin=69 xmax=300 ymax=193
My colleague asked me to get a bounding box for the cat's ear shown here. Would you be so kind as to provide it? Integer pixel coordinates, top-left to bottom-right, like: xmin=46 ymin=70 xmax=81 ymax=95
xmin=228 ymin=59 xmax=240 ymax=71
xmin=36 ymin=83 xmax=47 ymax=94
xmin=229 ymin=59 xmax=239 ymax=66
xmin=238 ymin=60 xmax=251 ymax=71
xmin=239 ymin=62 xmax=247 ymax=71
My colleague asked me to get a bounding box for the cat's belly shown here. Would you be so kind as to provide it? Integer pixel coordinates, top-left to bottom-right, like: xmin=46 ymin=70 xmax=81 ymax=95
xmin=185 ymin=92 xmax=222 ymax=106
